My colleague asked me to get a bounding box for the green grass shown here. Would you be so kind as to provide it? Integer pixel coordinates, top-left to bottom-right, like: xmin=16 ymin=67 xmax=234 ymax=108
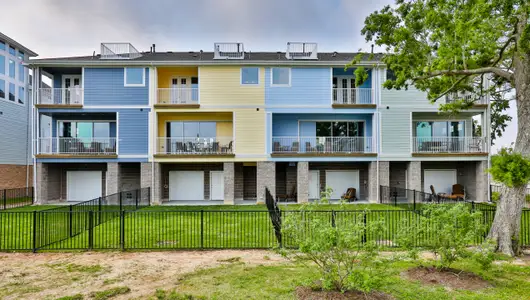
xmin=153 ymin=258 xmax=530 ymax=300
xmin=88 ymin=286 xmax=130 ymax=300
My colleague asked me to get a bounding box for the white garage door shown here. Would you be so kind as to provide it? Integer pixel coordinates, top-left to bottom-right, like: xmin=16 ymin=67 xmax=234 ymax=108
xmin=169 ymin=171 xmax=204 ymax=201
xmin=210 ymin=171 xmax=224 ymax=200
xmin=424 ymin=170 xmax=457 ymax=195
xmin=67 ymin=171 xmax=102 ymax=202
xmin=326 ymin=170 xmax=360 ymax=200
xmin=308 ymin=170 xmax=320 ymax=199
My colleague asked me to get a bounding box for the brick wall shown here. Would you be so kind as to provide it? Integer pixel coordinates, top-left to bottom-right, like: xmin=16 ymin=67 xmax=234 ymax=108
xmin=0 ymin=164 xmax=32 ymax=190
xmin=234 ymin=163 xmax=244 ymax=200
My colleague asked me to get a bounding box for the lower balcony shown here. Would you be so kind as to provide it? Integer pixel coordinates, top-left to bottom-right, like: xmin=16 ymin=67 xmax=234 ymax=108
xmin=155 ymin=137 xmax=234 ymax=158
xmin=412 ymin=137 xmax=487 ymax=156
xmin=271 ymin=136 xmax=376 ymax=157
xmin=36 ymin=137 xmax=117 ymax=158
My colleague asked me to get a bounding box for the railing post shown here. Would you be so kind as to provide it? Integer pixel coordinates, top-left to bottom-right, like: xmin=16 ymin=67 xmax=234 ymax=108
xmin=331 ymin=210 xmax=336 ymax=228
xmin=98 ymin=197 xmax=102 ymax=225
xmin=135 ymin=189 xmax=139 ymax=210
xmin=119 ymin=192 xmax=123 ymax=211
xmin=120 ymin=210 xmax=125 ymax=250
xmin=413 ymin=190 xmax=416 ymax=211
xmin=200 ymin=210 xmax=204 ymax=250
xmin=88 ymin=211 xmax=93 ymax=250
xmin=362 ymin=213 xmax=367 ymax=244
xmin=32 ymin=211 xmax=37 ymax=253
xmin=68 ymin=205 xmax=73 ymax=237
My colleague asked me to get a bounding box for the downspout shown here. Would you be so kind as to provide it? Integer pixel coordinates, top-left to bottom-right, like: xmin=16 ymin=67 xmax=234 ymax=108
xmin=32 ymin=67 xmax=38 ymax=199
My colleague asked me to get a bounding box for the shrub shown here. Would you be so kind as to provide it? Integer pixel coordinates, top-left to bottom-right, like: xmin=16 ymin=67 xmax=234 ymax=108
xmin=280 ymin=202 xmax=392 ymax=293
xmin=491 ymin=192 xmax=500 ymax=203
xmin=472 ymin=239 xmax=497 ymax=271
xmin=489 ymin=148 xmax=530 ymax=187
xmin=397 ymin=203 xmax=486 ymax=269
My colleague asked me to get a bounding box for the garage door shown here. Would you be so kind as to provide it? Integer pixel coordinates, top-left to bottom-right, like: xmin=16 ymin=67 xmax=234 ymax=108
xmin=67 ymin=171 xmax=102 ymax=202
xmin=210 ymin=171 xmax=224 ymax=200
xmin=325 ymin=170 xmax=360 ymax=200
xmin=169 ymin=171 xmax=204 ymax=201
xmin=424 ymin=170 xmax=457 ymax=195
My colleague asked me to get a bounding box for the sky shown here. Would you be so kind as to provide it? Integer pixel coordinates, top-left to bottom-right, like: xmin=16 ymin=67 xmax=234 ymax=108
xmin=0 ymin=0 xmax=517 ymax=151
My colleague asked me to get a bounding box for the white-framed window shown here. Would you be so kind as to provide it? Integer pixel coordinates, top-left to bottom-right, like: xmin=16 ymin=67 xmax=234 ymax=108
xmin=0 ymin=79 xmax=5 ymax=99
xmin=0 ymin=54 xmax=4 ymax=75
xmin=271 ymin=67 xmax=291 ymax=86
xmin=18 ymin=63 xmax=24 ymax=82
xmin=8 ymin=46 xmax=15 ymax=56
xmin=241 ymin=67 xmax=259 ymax=85
xmin=0 ymin=41 xmax=5 ymax=51
xmin=124 ymin=67 xmax=145 ymax=87
xmin=8 ymin=59 xmax=15 ymax=79
xmin=8 ymin=83 xmax=15 ymax=101
xmin=18 ymin=86 xmax=24 ymax=104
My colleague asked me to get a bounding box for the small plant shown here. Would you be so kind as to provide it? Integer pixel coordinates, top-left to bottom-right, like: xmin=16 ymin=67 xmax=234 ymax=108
xmin=217 ymin=257 xmax=242 ymax=263
xmin=56 ymin=295 xmax=83 ymax=300
xmin=155 ymin=289 xmax=205 ymax=300
xmin=397 ymin=203 xmax=486 ymax=269
xmin=89 ymin=286 xmax=130 ymax=300
xmin=472 ymin=239 xmax=497 ymax=271
xmin=491 ymin=192 xmax=500 ymax=203
xmin=280 ymin=200 xmax=392 ymax=293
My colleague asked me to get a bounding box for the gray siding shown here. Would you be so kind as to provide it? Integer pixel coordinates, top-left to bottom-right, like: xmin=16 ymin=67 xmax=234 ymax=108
xmin=0 ymin=100 xmax=31 ymax=165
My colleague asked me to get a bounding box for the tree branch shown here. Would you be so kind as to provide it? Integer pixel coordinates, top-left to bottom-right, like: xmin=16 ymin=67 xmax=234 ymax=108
xmin=492 ymin=36 xmax=516 ymax=67
xmin=415 ymin=67 xmax=514 ymax=81
xmin=432 ymin=75 xmax=470 ymax=103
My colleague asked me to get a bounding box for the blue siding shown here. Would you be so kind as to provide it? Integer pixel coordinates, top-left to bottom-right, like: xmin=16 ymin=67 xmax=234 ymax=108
xmin=84 ymin=68 xmax=149 ymax=106
xmin=118 ymin=110 xmax=149 ymax=155
xmin=272 ymin=113 xmax=373 ymax=137
xmin=265 ymin=67 xmax=331 ymax=106
xmin=49 ymin=71 xmax=82 ymax=88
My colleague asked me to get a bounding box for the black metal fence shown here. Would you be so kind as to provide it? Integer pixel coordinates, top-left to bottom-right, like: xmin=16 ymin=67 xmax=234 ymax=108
xmin=380 ymin=185 xmax=468 ymax=210
xmin=0 ymin=187 xmax=34 ymax=210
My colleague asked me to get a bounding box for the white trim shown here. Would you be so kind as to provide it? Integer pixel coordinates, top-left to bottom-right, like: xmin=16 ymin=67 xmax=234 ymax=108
xmin=330 ymin=67 xmax=333 ymax=105
xmin=124 ymin=67 xmax=146 ymax=87
xmin=119 ymin=155 xmax=149 ymax=158
xmin=270 ymin=67 xmax=291 ymax=87
xmin=232 ymin=111 xmax=236 ymax=154
xmin=240 ymin=67 xmax=260 ymax=86
xmin=81 ymin=67 xmax=85 ymax=104
xmin=197 ymin=67 xmax=201 ymax=104
xmin=61 ymin=74 xmax=82 ymax=105
xmin=31 ymin=60 xmax=382 ymax=67
xmin=116 ymin=112 xmax=120 ymax=155
xmin=82 ymin=105 xmax=150 ymax=109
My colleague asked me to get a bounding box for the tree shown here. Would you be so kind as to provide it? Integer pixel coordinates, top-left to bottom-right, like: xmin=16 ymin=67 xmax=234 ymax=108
xmin=356 ymin=0 xmax=530 ymax=256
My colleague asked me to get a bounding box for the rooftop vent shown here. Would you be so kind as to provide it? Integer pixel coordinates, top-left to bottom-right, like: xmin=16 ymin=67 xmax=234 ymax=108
xmin=286 ymin=42 xmax=318 ymax=60
xmin=214 ymin=43 xmax=244 ymax=59
xmin=100 ymin=43 xmax=142 ymax=60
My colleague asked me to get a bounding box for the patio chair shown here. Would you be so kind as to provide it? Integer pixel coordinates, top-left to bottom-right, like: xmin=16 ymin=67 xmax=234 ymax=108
xmin=430 ymin=185 xmax=462 ymax=202
xmin=291 ymin=141 xmax=300 ymax=152
xmin=221 ymin=141 xmax=233 ymax=153
xmin=305 ymin=141 xmax=316 ymax=152
xmin=451 ymin=184 xmax=465 ymax=200
xmin=341 ymin=188 xmax=357 ymax=202
xmin=273 ymin=142 xmax=281 ymax=152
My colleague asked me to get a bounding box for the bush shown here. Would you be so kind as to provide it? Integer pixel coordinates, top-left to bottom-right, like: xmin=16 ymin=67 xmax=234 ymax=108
xmin=472 ymin=239 xmax=497 ymax=271
xmin=280 ymin=202 xmax=392 ymax=293
xmin=489 ymin=148 xmax=530 ymax=187
xmin=397 ymin=203 xmax=486 ymax=269
xmin=526 ymin=194 xmax=530 ymax=203
xmin=491 ymin=192 xmax=500 ymax=203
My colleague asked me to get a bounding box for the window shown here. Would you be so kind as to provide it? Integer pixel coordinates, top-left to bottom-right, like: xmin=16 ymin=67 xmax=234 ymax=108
xmin=241 ymin=67 xmax=259 ymax=85
xmin=167 ymin=121 xmax=217 ymax=138
xmin=9 ymin=59 xmax=15 ymax=78
xmin=18 ymin=87 xmax=24 ymax=104
xmin=415 ymin=121 xmax=465 ymax=137
xmin=0 ymin=41 xmax=5 ymax=51
xmin=386 ymin=68 xmax=397 ymax=81
xmin=59 ymin=121 xmax=114 ymax=138
xmin=0 ymin=55 xmax=4 ymax=75
xmin=0 ymin=79 xmax=5 ymax=99
xmin=9 ymin=46 xmax=15 ymax=56
xmin=18 ymin=63 xmax=24 ymax=82
xmin=8 ymin=83 xmax=15 ymax=101
xmin=124 ymin=67 xmax=145 ymax=86
xmin=315 ymin=121 xmax=364 ymax=137
xmin=17 ymin=51 xmax=24 ymax=60
xmin=271 ymin=67 xmax=290 ymax=86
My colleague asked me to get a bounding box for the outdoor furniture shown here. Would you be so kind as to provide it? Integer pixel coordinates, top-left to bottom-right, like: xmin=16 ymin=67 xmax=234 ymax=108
xmin=451 ymin=184 xmax=465 ymax=200
xmin=305 ymin=141 xmax=316 ymax=152
xmin=277 ymin=185 xmax=297 ymax=202
xmin=469 ymin=139 xmax=482 ymax=152
xmin=222 ymin=141 xmax=233 ymax=153
xmin=430 ymin=185 xmax=463 ymax=201
xmin=291 ymin=141 xmax=299 ymax=152
xmin=273 ymin=142 xmax=281 ymax=152
xmin=341 ymin=188 xmax=357 ymax=202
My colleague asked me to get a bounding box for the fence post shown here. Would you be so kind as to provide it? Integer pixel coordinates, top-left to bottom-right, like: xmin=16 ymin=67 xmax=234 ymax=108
xmin=331 ymin=210 xmax=336 ymax=228
xmin=413 ymin=189 xmax=416 ymax=211
xmin=68 ymin=205 xmax=73 ymax=237
xmin=393 ymin=187 xmax=397 ymax=207
xmin=362 ymin=213 xmax=367 ymax=244
xmin=2 ymin=189 xmax=6 ymax=210
xmin=98 ymin=197 xmax=102 ymax=225
xmin=135 ymin=189 xmax=139 ymax=210
xmin=119 ymin=192 xmax=123 ymax=211
xmin=88 ymin=211 xmax=94 ymax=250
xmin=472 ymin=201 xmax=475 ymax=211
xmin=120 ymin=210 xmax=125 ymax=250
xmin=200 ymin=210 xmax=204 ymax=250
xmin=31 ymin=187 xmax=34 ymax=204
xmin=32 ymin=211 xmax=37 ymax=253
xmin=489 ymin=184 xmax=492 ymax=202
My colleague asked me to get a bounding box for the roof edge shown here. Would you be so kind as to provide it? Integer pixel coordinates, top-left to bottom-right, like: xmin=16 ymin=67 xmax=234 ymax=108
xmin=0 ymin=32 xmax=38 ymax=57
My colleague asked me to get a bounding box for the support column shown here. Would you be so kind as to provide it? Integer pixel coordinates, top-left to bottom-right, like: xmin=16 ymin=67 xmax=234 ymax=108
xmin=107 ymin=163 xmax=120 ymax=196
xmin=152 ymin=162 xmax=162 ymax=205
xmin=297 ymin=162 xmax=309 ymax=203
xmin=224 ymin=162 xmax=235 ymax=205
xmin=369 ymin=161 xmax=389 ymax=203
xmin=35 ymin=162 xmax=48 ymax=205
xmin=141 ymin=162 xmax=152 ymax=200
xmin=257 ymin=161 xmax=275 ymax=204
xmin=476 ymin=160 xmax=488 ymax=202
xmin=407 ymin=161 xmax=422 ymax=202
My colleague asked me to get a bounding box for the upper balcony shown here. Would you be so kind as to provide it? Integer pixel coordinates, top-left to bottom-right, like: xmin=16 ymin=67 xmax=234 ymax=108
xmin=332 ymin=68 xmax=375 ymax=108
xmin=36 ymin=67 xmax=83 ymax=108
xmin=272 ymin=136 xmax=375 ymax=157
xmin=155 ymin=67 xmax=199 ymax=108
xmin=37 ymin=87 xmax=83 ymax=107
xmin=445 ymin=92 xmax=488 ymax=108
xmin=214 ymin=43 xmax=244 ymax=60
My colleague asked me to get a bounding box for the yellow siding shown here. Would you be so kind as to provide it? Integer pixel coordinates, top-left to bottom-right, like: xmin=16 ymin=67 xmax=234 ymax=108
xmin=157 ymin=67 xmax=198 ymax=88
xmin=216 ymin=122 xmax=232 ymax=137
xmin=234 ymin=108 xmax=265 ymax=155
xmin=199 ymin=66 xmax=265 ymax=106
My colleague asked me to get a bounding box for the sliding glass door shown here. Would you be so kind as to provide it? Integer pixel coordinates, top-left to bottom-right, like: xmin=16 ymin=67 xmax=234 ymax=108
xmin=415 ymin=121 xmax=465 ymax=152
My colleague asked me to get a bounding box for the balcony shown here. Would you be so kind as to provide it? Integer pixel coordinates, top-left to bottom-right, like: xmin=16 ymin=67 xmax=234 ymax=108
xmin=286 ymin=42 xmax=318 ymax=60
xmin=332 ymin=88 xmax=374 ymax=108
xmin=214 ymin=43 xmax=244 ymax=60
xmin=36 ymin=137 xmax=117 ymax=158
xmin=100 ymin=43 xmax=142 ymax=60
xmin=271 ymin=136 xmax=376 ymax=157
xmin=155 ymin=137 xmax=234 ymax=158
xmin=445 ymin=92 xmax=488 ymax=107
xmin=37 ymin=88 xmax=83 ymax=108
xmin=155 ymin=88 xmax=199 ymax=108
xmin=412 ymin=137 xmax=487 ymax=156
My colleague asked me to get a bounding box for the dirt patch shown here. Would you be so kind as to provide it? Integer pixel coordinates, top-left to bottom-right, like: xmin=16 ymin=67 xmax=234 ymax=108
xmin=403 ymin=266 xmax=491 ymax=291
xmin=295 ymin=287 xmax=394 ymax=300
xmin=0 ymin=250 xmax=285 ymax=300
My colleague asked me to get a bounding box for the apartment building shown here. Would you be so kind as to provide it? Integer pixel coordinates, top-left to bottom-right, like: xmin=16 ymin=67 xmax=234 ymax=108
xmin=30 ymin=42 xmax=490 ymax=204
xmin=0 ymin=32 xmax=37 ymax=189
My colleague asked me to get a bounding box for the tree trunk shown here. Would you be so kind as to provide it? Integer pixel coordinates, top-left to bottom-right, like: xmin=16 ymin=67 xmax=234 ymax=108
xmin=488 ymin=13 xmax=530 ymax=256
